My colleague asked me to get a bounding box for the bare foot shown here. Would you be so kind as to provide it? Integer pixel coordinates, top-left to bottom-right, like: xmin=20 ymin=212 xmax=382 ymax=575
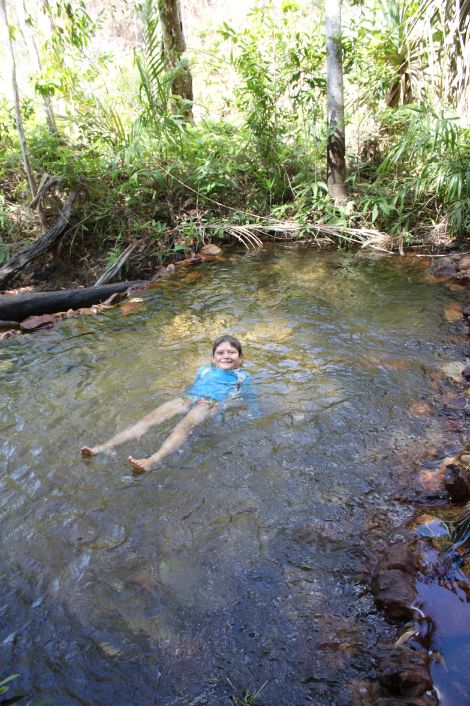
xmin=128 ymin=456 xmax=154 ymax=474
xmin=81 ymin=446 xmax=98 ymax=456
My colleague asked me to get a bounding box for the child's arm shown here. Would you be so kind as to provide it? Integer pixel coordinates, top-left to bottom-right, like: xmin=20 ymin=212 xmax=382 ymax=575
xmin=241 ymin=372 xmax=259 ymax=418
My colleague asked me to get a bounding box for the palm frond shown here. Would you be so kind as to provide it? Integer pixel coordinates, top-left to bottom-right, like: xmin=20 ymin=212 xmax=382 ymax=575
xmin=205 ymin=221 xmax=396 ymax=252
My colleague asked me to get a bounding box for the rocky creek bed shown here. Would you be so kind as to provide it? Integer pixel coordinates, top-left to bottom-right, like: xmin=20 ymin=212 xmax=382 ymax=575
xmin=0 ymin=246 xmax=469 ymax=705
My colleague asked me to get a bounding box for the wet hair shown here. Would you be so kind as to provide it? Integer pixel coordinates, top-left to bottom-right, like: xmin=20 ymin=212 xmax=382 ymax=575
xmin=212 ymin=334 xmax=243 ymax=356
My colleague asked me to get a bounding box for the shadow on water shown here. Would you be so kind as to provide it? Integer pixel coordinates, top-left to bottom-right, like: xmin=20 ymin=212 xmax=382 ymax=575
xmin=0 ymin=248 xmax=468 ymax=705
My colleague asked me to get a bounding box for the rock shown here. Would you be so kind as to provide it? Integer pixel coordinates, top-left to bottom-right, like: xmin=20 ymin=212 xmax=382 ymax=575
xmin=374 ymin=697 xmax=437 ymax=706
xmin=462 ymin=366 xmax=470 ymax=381
xmin=404 ymin=697 xmax=438 ymax=706
xmin=429 ymin=257 xmax=457 ymax=278
xmin=371 ymin=544 xmax=421 ymax=621
xmin=444 ymin=463 xmax=470 ymax=502
xmin=20 ymin=314 xmax=57 ymax=331
xmin=453 ymin=270 xmax=470 ymax=285
xmin=440 ymin=360 xmax=466 ymax=382
xmin=201 ymin=243 xmax=222 ymax=255
xmin=463 ymin=306 xmax=470 ymax=319
xmin=457 ymin=255 xmax=470 ymax=271
xmin=371 ymin=569 xmax=417 ymax=621
xmin=378 ymin=648 xmax=432 ymax=697
xmin=444 ymin=302 xmax=463 ymax=321
xmin=377 ymin=543 xmax=421 ymax=573
xmin=373 ymin=696 xmax=438 ymax=706
xmin=460 ymin=454 xmax=470 ymax=464
xmin=174 ymin=255 xmax=204 ymax=267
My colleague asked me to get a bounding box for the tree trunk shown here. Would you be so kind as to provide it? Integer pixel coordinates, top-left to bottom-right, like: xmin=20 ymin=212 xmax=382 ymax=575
xmin=158 ymin=0 xmax=193 ymax=121
xmin=21 ymin=0 xmax=58 ymax=135
xmin=0 ymin=282 xmax=146 ymax=322
xmin=0 ymin=0 xmax=49 ymax=233
xmin=325 ymin=0 xmax=347 ymax=205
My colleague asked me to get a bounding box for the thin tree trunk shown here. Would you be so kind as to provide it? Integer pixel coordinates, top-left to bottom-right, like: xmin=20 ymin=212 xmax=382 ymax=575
xmin=325 ymin=0 xmax=347 ymax=205
xmin=21 ymin=0 xmax=58 ymax=135
xmin=0 ymin=0 xmax=48 ymax=232
xmin=158 ymin=0 xmax=193 ymax=121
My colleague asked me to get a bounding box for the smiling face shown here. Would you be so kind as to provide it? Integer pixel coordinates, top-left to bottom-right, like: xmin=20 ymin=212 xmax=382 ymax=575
xmin=212 ymin=341 xmax=243 ymax=370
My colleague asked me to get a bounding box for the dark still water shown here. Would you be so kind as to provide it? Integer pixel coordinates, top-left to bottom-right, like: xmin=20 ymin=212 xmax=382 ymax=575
xmin=0 ymin=249 xmax=466 ymax=705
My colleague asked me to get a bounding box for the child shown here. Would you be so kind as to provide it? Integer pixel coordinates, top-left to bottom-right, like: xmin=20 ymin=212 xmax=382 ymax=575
xmin=81 ymin=334 xmax=256 ymax=473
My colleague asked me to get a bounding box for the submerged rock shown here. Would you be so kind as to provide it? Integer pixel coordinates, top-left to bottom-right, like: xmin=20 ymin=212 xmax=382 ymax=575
xmin=371 ymin=544 xmax=420 ymax=621
xmin=374 ymin=696 xmax=437 ymax=706
xmin=457 ymin=255 xmax=470 ymax=271
xmin=371 ymin=569 xmax=417 ymax=621
xmin=429 ymin=257 xmax=457 ymax=278
xmin=444 ymin=463 xmax=470 ymax=502
xmin=378 ymin=648 xmax=433 ymax=697
xmin=200 ymin=243 xmax=222 ymax=255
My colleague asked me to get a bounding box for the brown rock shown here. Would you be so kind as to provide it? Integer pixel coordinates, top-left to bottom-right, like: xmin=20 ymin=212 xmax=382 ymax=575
xmin=444 ymin=463 xmax=470 ymax=502
xmin=174 ymin=255 xmax=204 ymax=267
xmin=378 ymin=649 xmax=432 ymax=697
xmin=453 ymin=270 xmax=470 ymax=285
xmin=373 ymin=696 xmax=438 ymax=706
xmin=374 ymin=698 xmax=437 ymax=706
xmin=429 ymin=257 xmax=457 ymax=278
xmin=376 ymin=544 xmax=421 ymax=573
xmin=200 ymin=243 xmax=222 ymax=255
xmin=20 ymin=314 xmax=57 ymax=331
xmin=404 ymin=697 xmax=438 ymax=706
xmin=463 ymin=305 xmax=470 ymax=319
xmin=444 ymin=302 xmax=463 ymax=321
xmin=371 ymin=569 xmax=417 ymax=621
xmin=457 ymin=255 xmax=470 ymax=271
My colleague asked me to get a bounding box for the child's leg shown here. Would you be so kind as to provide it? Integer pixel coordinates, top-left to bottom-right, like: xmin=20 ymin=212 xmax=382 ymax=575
xmin=128 ymin=402 xmax=215 ymax=473
xmin=81 ymin=398 xmax=190 ymax=456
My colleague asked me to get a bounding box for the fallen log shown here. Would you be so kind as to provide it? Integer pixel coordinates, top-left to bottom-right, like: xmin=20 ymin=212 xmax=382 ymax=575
xmin=0 ymin=281 xmax=146 ymax=322
xmin=0 ymin=189 xmax=79 ymax=288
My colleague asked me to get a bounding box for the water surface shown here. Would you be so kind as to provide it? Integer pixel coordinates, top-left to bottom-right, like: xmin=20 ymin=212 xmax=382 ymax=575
xmin=0 ymin=248 xmax=466 ymax=705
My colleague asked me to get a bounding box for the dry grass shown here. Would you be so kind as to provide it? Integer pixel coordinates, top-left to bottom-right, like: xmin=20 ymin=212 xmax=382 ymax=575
xmin=205 ymin=220 xmax=398 ymax=252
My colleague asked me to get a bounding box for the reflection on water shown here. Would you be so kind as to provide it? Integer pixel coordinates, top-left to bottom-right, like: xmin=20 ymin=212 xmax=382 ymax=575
xmin=0 ymin=249 xmax=466 ymax=705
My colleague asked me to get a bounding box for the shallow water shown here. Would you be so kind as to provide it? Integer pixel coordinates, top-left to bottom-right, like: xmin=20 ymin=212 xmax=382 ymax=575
xmin=0 ymin=248 xmax=467 ymax=705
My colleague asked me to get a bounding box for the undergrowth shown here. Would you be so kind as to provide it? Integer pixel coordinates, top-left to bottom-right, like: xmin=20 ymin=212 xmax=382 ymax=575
xmin=0 ymin=0 xmax=468 ymax=283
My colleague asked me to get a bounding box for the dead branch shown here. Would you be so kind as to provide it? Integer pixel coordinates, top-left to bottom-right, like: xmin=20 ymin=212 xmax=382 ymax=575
xmin=0 ymin=189 xmax=80 ymax=288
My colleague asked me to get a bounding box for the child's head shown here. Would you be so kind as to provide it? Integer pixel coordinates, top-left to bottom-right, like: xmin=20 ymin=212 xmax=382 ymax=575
xmin=212 ymin=335 xmax=243 ymax=370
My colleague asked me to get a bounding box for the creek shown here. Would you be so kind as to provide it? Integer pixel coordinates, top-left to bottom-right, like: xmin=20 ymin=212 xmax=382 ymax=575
xmin=0 ymin=248 xmax=467 ymax=705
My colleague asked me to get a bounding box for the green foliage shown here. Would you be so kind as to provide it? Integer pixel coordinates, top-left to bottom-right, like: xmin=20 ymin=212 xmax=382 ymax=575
xmin=219 ymin=1 xmax=326 ymax=191
xmin=373 ymin=106 xmax=470 ymax=235
xmin=0 ymin=0 xmax=468 ymax=272
xmin=134 ymin=0 xmax=188 ymax=146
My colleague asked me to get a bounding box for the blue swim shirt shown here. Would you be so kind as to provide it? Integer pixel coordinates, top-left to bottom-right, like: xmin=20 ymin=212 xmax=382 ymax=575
xmin=185 ymin=365 xmax=257 ymax=412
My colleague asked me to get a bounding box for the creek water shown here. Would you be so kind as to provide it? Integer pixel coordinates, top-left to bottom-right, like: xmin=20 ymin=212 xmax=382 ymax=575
xmin=0 ymin=248 xmax=467 ymax=705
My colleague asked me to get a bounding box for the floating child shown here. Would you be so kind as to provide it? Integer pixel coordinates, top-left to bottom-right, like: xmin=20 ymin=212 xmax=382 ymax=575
xmin=81 ymin=334 xmax=256 ymax=473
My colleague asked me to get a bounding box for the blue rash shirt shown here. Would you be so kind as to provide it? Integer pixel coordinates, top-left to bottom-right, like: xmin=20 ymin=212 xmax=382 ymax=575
xmin=185 ymin=365 xmax=257 ymax=413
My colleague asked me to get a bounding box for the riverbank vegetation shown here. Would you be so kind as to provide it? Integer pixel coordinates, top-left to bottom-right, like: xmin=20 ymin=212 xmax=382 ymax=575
xmin=0 ymin=0 xmax=469 ymax=286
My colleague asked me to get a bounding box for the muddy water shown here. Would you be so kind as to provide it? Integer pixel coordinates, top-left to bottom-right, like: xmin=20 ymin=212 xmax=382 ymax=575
xmin=0 ymin=249 xmax=467 ymax=705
